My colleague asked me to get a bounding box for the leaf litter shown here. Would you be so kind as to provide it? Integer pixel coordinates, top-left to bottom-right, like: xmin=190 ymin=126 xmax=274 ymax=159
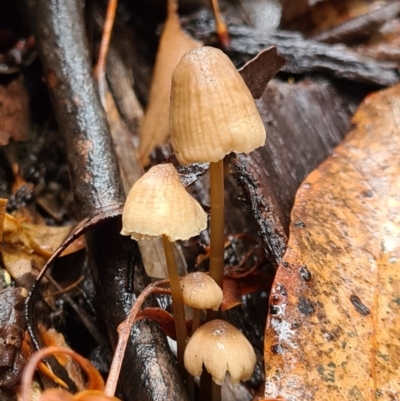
xmin=263 ymin=82 xmax=400 ymax=400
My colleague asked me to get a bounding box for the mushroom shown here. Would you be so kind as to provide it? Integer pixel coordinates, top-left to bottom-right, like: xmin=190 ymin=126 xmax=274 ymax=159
xmin=121 ymin=163 xmax=207 ymax=373
xmin=184 ymin=319 xmax=256 ymax=385
xmin=181 ymin=271 xmax=223 ymax=333
xmin=181 ymin=272 xmax=222 ymax=311
xmin=170 ymin=46 xmax=266 ymax=293
xmin=138 ymin=0 xmax=201 ymax=165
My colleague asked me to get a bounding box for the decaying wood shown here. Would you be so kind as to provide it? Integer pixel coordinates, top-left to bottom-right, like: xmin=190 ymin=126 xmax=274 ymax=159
xmin=183 ymin=16 xmax=399 ymax=87
xmin=311 ymin=1 xmax=400 ymax=44
xmin=234 ymin=78 xmax=355 ymax=265
xmin=0 ymin=288 xmax=27 ymax=388
xmin=27 ymin=0 xmax=187 ymax=400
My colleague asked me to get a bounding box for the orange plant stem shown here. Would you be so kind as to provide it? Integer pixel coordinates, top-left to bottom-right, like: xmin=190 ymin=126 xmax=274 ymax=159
xmin=162 ymin=235 xmax=188 ymax=381
xmin=209 ymin=159 xmax=225 ymax=290
xmin=209 ymin=0 xmax=230 ymax=48
xmin=94 ymin=0 xmax=118 ymax=106
xmin=104 ymin=280 xmax=169 ymax=397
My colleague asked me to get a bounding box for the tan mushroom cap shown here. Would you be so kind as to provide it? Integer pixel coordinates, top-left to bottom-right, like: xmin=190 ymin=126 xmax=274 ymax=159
xmin=170 ymin=46 xmax=266 ymax=166
xmin=184 ymin=319 xmax=256 ymax=385
xmin=121 ymin=163 xmax=207 ymax=242
xmin=180 ymin=272 xmax=222 ymax=311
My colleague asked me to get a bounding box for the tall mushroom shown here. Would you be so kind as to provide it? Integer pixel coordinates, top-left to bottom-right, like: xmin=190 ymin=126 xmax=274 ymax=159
xmin=121 ymin=163 xmax=207 ymax=376
xmin=170 ymin=46 xmax=266 ymax=294
xmin=138 ymin=0 xmax=201 ymax=165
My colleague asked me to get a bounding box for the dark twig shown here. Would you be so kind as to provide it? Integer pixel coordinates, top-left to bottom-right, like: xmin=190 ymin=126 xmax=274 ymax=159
xmin=26 ymin=0 xmax=188 ymax=399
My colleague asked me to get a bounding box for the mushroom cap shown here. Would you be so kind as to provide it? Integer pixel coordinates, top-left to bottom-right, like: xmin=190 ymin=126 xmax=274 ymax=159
xmin=184 ymin=319 xmax=256 ymax=385
xmin=121 ymin=163 xmax=207 ymax=241
xmin=170 ymin=46 xmax=266 ymax=165
xmin=180 ymin=272 xmax=222 ymax=311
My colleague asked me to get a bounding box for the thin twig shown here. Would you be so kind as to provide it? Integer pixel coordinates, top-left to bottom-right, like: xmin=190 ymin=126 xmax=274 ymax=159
xmin=94 ymin=0 xmax=118 ymax=104
xmin=44 ymin=275 xmax=84 ymax=297
xmin=104 ymin=279 xmax=170 ymax=397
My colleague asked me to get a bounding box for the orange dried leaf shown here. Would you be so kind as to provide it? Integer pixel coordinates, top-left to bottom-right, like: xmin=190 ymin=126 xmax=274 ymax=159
xmin=22 ymin=223 xmax=84 ymax=256
xmin=21 ymin=347 xmax=110 ymax=401
xmin=73 ymin=390 xmax=121 ymax=401
xmin=138 ymin=0 xmax=201 ymax=165
xmin=263 ymin=84 xmax=400 ymax=399
xmin=1 ymin=214 xmax=83 ymax=280
xmin=35 ymin=389 xmax=121 ymax=401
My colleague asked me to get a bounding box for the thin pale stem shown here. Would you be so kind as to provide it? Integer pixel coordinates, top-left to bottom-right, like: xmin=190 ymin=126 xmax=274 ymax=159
xmin=191 ymin=308 xmax=201 ymax=335
xmin=104 ymin=280 xmax=169 ymax=396
xmin=186 ymin=308 xmax=202 ymax=401
xmin=162 ymin=235 xmax=187 ymax=381
xmin=204 ymin=160 xmax=225 ymax=401
xmin=209 ymin=159 xmax=225 ymax=289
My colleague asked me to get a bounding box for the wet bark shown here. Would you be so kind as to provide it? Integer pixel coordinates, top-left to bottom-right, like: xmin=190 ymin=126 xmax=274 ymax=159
xmin=27 ymin=0 xmax=188 ymax=399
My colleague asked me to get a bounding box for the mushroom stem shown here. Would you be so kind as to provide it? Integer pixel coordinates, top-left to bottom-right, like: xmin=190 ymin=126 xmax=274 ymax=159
xmin=188 ymin=309 xmax=199 ymax=401
xmin=209 ymin=159 xmax=225 ymax=291
xmin=162 ymin=234 xmax=187 ymax=379
xmin=207 ymin=160 xmax=224 ymax=401
xmin=191 ymin=308 xmax=201 ymax=335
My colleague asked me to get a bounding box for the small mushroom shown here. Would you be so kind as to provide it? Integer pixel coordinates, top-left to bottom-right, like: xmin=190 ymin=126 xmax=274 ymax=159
xmin=181 ymin=272 xmax=223 ymax=334
xmin=121 ymin=163 xmax=207 ymax=241
xmin=184 ymin=319 xmax=256 ymax=385
xmin=121 ymin=163 xmax=207 ymax=372
xmin=181 ymin=271 xmax=222 ymax=312
xmin=170 ymin=46 xmax=266 ymax=293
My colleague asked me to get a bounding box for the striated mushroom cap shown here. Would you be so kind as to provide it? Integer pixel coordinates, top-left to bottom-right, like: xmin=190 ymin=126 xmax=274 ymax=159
xmin=121 ymin=163 xmax=207 ymax=241
xmin=170 ymin=46 xmax=266 ymax=165
xmin=181 ymin=272 xmax=222 ymax=311
xmin=184 ymin=319 xmax=256 ymax=385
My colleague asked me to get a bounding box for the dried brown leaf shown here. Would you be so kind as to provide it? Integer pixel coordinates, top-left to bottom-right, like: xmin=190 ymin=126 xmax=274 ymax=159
xmin=238 ymin=47 xmax=286 ymax=99
xmin=263 ymin=84 xmax=400 ymax=399
xmin=1 ymin=214 xmax=83 ymax=281
xmin=138 ymin=0 xmax=201 ymax=165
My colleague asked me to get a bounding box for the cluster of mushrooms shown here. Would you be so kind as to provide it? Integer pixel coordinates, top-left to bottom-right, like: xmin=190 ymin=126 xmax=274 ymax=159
xmin=121 ymin=46 xmax=266 ymax=399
